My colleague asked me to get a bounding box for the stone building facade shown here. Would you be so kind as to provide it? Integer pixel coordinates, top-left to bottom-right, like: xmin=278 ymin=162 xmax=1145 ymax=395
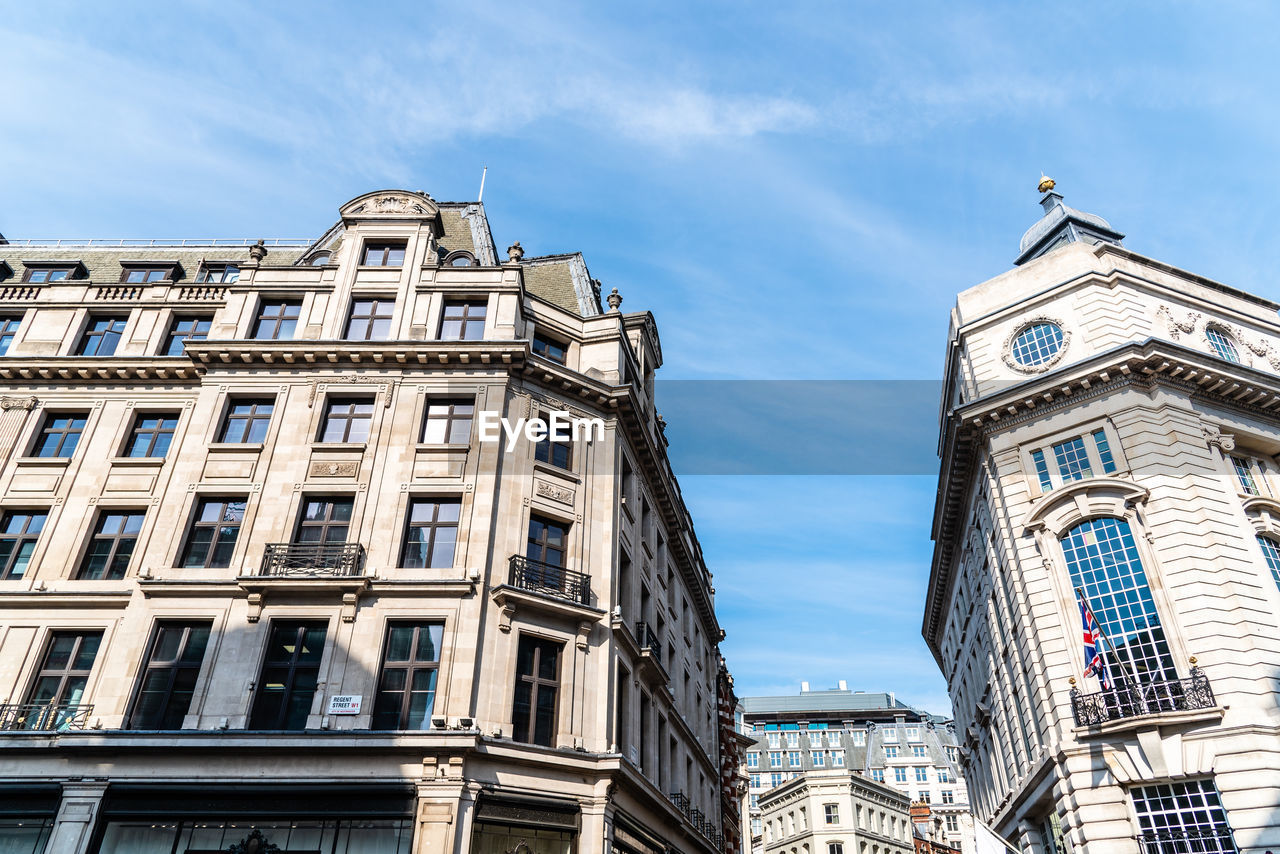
xmin=924 ymin=182 xmax=1280 ymax=852
xmin=739 ymin=687 xmax=971 ymax=854
xmin=0 ymin=190 xmax=731 ymax=854
xmin=757 ymin=769 xmax=914 ymax=854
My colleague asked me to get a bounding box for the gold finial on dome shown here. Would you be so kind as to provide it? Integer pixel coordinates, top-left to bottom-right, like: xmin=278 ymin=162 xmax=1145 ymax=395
xmin=1038 ymin=174 xmax=1056 ymax=194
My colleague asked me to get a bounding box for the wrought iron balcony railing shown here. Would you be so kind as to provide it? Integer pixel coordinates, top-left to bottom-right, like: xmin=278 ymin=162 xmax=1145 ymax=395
xmin=667 ymin=791 xmax=722 ymax=848
xmin=1136 ymin=826 xmax=1235 ymax=853
xmin=0 ymin=702 xmax=93 ymax=732
xmin=508 ymin=555 xmax=590 ymax=605
xmin=259 ymin=542 xmax=366 ymax=577
xmin=1071 ymin=668 xmax=1215 ymax=728
xmin=635 ymin=621 xmax=662 ymax=659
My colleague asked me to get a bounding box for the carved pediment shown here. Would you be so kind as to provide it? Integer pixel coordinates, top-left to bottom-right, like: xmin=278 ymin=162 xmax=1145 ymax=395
xmin=340 ymin=189 xmax=440 ymax=222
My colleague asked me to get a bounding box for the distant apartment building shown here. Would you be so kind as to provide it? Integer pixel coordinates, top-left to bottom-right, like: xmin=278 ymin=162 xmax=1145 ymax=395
xmin=924 ymin=180 xmax=1280 ymax=852
xmin=739 ymin=685 xmax=972 ymax=854
xmin=757 ymin=768 xmax=914 ymax=854
xmin=0 ymin=190 xmax=733 ymax=854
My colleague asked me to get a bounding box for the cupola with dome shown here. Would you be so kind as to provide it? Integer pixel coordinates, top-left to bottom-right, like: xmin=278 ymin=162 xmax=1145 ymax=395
xmin=1014 ymin=176 xmax=1125 ymax=265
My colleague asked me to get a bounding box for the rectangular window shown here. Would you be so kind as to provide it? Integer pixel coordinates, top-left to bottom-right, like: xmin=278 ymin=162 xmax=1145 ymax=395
xmin=532 ymin=333 xmax=567 ymax=363
xmin=124 ymin=412 xmax=178 ymax=458
xmin=788 ymin=750 xmax=802 ymax=767
xmin=248 ymin=620 xmax=327 ymax=730
xmin=533 ymin=410 xmax=571 ymax=468
xmin=0 ymin=316 xmax=22 ymax=355
xmin=811 ymin=750 xmax=824 ymax=766
xmin=945 ymin=815 xmax=959 ymax=833
xmin=76 ymin=510 xmax=144 ymax=579
xmin=439 ymin=300 xmax=486 ymax=341
xmin=746 ymin=752 xmax=760 ymax=769
xmin=76 ymin=315 xmax=128 ymax=356
xmin=1232 ymin=455 xmax=1260 ymax=496
xmin=786 ymin=730 xmax=799 ymax=748
xmin=320 ymin=397 xmax=374 ymax=443
xmin=178 ymin=498 xmax=246 ymax=568
xmin=852 ymin=730 xmax=866 ymax=745
xmin=766 ymin=732 xmax=780 ymax=749
xmin=1092 ymin=429 xmax=1118 ymax=473
xmin=769 ymin=751 xmax=783 ymax=766
xmin=371 ymin=622 xmax=443 ymax=730
xmin=884 ymin=745 xmax=898 ymax=758
xmin=945 ymin=746 xmax=957 ymax=762
xmin=196 ymin=264 xmax=239 ymax=283
xmin=771 ymin=772 xmax=785 ymax=788
xmin=1130 ymin=780 xmax=1235 ymax=854
xmin=120 ymin=265 xmax=173 ymax=283
xmin=828 ymin=845 xmax=843 ymax=854
xmin=422 ymin=398 xmax=474 ymax=444
xmin=0 ymin=510 xmax=46 ymax=580
xmin=915 ymin=766 xmax=928 ymax=782
xmin=871 ymin=769 xmax=884 ymax=782
xmin=938 ymin=767 xmax=951 ymax=782
xmin=400 ymin=498 xmax=460 ymax=568
xmin=362 ymin=241 xmax=406 ymax=267
xmin=912 ymin=745 xmax=927 ymax=757
xmin=832 ymin=750 xmax=845 ymax=767
xmin=219 ymin=397 xmax=274 ymax=443
xmin=512 ymin=634 xmax=561 ymax=746
xmin=26 ymin=630 xmax=102 ymax=712
xmin=827 ymin=730 xmax=842 ymax=746
xmin=905 ymin=725 xmax=920 ymax=740
xmin=127 ymin=621 xmax=211 ymax=729
xmin=883 ymin=728 xmax=897 ymax=742
xmin=824 ymin=804 xmax=839 ymax=825
xmin=32 ymin=412 xmax=87 ymax=458
xmin=894 ymin=767 xmax=908 ymax=783
xmin=749 ymin=773 xmax=760 ymax=788
xmin=941 ymin=789 xmax=955 ymax=804
xmin=527 ymin=514 xmax=567 ymax=568
xmin=24 ymin=266 xmax=74 ymax=283
xmin=1031 ymin=449 xmax=1052 ymax=490
xmin=345 ymin=298 xmax=395 ymax=341
xmin=1053 ymin=436 xmax=1093 ymax=482
xmin=163 ymin=315 xmax=212 ymax=356
xmin=295 ymin=496 xmax=353 ymax=543
xmin=918 ymin=790 xmax=931 ymax=803
xmin=252 ymin=299 xmax=301 ymax=340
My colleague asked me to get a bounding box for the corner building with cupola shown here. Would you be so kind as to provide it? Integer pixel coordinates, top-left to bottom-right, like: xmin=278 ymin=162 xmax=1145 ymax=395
xmin=923 ymin=181 xmax=1280 ymax=853
xmin=0 ymin=190 xmax=733 ymax=854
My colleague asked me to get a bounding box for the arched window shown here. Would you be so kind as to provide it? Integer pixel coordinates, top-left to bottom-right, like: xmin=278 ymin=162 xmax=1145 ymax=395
xmin=1256 ymin=535 xmax=1280 ymax=591
xmin=1205 ymin=325 xmax=1240 ymax=363
xmin=1060 ymin=517 xmax=1177 ymax=684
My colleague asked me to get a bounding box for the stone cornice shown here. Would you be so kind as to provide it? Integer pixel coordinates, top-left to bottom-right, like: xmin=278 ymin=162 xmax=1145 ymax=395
xmin=0 ymin=357 xmax=200 ymax=383
xmin=189 ymin=339 xmax=529 ymax=369
xmin=924 ymin=337 xmax=1280 ymax=659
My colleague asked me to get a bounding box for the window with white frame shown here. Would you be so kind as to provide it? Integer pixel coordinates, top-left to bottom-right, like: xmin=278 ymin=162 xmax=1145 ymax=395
xmin=827 ymin=730 xmax=843 ymax=747
xmin=1205 ymin=326 xmax=1241 ymax=364
xmin=769 ymin=751 xmax=783 ymax=766
xmin=785 ymin=731 xmax=799 ymax=748
xmin=871 ymin=769 xmax=884 ymax=782
xmin=883 ymin=728 xmax=897 ymax=742
xmin=747 ymin=752 xmax=759 ymax=768
xmin=945 ymin=815 xmax=959 ymax=833
xmin=884 ymin=745 xmax=898 ymax=758
xmin=905 ymin=726 xmax=920 ymax=741
xmin=894 ymin=767 xmax=908 ymax=783
xmin=787 ymin=751 xmax=802 ymax=767
xmin=1130 ymin=780 xmax=1234 ymax=854
xmin=1029 ymin=428 xmax=1119 ymax=491
xmin=767 ymin=732 xmax=780 ymax=749
xmin=1257 ymin=535 xmax=1280 ymax=590
xmin=912 ymin=745 xmax=926 ymax=757
xmin=831 ymin=750 xmax=845 ymax=767
xmin=749 ymin=773 xmax=760 ymax=788
xmin=941 ymin=789 xmax=955 ymax=804
xmin=915 ymin=766 xmax=928 ymax=782
xmin=851 ymin=730 xmax=866 ymax=745
xmin=1230 ymin=454 xmax=1264 ymax=496
xmin=938 ymin=767 xmax=951 ymax=783
xmin=811 ymin=751 xmax=824 ymax=766
xmin=824 ymin=804 xmax=839 ymax=825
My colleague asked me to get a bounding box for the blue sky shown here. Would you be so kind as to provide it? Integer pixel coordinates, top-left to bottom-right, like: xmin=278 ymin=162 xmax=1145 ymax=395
xmin=6 ymin=1 xmax=1280 ymax=714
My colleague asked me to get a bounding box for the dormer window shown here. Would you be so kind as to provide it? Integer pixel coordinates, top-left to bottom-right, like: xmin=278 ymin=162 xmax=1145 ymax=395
xmin=1205 ymin=325 xmax=1241 ymax=363
xmin=362 ymin=241 xmax=406 ymax=267
xmin=196 ymin=264 xmax=239 ymax=284
xmin=121 ymin=264 xmax=177 ymax=284
xmin=442 ymin=250 xmax=476 ymax=267
xmin=308 ymin=252 xmax=331 ymax=266
xmin=23 ymin=265 xmax=79 ymax=283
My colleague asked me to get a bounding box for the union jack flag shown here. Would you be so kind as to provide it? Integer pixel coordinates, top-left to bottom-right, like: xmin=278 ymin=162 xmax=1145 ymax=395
xmin=1081 ymin=600 xmax=1113 ymax=690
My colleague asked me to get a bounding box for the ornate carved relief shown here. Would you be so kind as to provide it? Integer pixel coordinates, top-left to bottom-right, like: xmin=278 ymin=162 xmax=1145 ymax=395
xmin=1156 ymin=305 xmax=1200 ymax=340
xmin=309 ymin=461 xmax=359 ymax=478
xmin=534 ymin=478 xmax=573 ymax=505
xmin=345 ymin=193 xmax=434 ymax=217
xmin=0 ymin=396 xmax=36 ymax=410
xmin=1202 ymin=424 xmax=1236 ymax=452
xmin=307 ymin=377 xmax=395 ymax=407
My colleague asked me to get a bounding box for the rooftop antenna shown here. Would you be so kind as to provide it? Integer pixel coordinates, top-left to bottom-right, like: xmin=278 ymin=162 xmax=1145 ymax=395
xmin=478 ymin=166 xmax=488 ymax=203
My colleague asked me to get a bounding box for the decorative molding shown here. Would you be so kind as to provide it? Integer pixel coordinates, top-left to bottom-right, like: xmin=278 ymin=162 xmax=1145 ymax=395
xmin=341 ymin=191 xmax=438 ymax=220
xmin=534 ymin=478 xmax=573 ymax=505
xmin=0 ymin=395 xmax=37 ymax=411
xmin=309 ymin=461 xmax=358 ymax=478
xmin=1156 ymin=305 xmax=1200 ymax=340
xmin=1023 ymin=477 xmax=1149 ymax=536
xmin=306 ymin=376 xmax=395 ymax=408
xmin=1202 ymin=424 xmax=1236 ymax=452
xmin=1001 ymin=316 xmax=1071 ymax=374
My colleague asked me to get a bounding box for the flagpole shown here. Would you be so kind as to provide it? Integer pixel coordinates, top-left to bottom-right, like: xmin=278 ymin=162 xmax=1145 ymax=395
xmin=1074 ymin=587 xmax=1147 ymax=703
